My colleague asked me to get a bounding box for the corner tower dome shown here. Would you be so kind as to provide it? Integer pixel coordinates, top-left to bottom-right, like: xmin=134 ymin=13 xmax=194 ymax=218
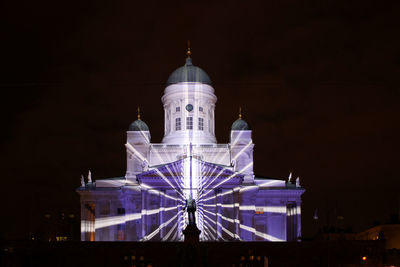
xmin=231 ymin=108 xmax=250 ymax=130
xmin=231 ymin=119 xmax=250 ymax=130
xmin=128 ymin=107 xmax=149 ymax=131
xmin=166 ymin=57 xmax=212 ymax=85
xmin=129 ymin=119 xmax=149 ymax=131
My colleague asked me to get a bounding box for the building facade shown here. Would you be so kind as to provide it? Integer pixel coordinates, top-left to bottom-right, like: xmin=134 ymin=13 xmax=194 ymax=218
xmin=77 ymin=52 xmax=305 ymax=242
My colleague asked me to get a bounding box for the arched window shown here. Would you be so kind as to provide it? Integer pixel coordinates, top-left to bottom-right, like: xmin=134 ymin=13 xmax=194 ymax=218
xmin=198 ymin=118 xmax=204 ymax=130
xmin=186 ymin=117 xmax=193 ymax=130
xmin=175 ymin=118 xmax=181 ymax=131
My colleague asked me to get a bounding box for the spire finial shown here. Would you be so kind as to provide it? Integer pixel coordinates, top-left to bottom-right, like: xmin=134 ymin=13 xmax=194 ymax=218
xmin=137 ymin=106 xmax=141 ymax=120
xmin=186 ymin=40 xmax=191 ymax=58
xmin=239 ymin=107 xmax=242 ymax=119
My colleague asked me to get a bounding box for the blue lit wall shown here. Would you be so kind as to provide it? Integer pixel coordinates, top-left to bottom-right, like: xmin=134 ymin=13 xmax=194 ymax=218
xmin=78 ymin=157 xmax=304 ymax=242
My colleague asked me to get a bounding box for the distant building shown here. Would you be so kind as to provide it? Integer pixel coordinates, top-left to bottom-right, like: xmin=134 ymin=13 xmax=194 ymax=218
xmin=357 ymin=224 xmax=400 ymax=249
xmin=77 ymin=49 xmax=305 ymax=241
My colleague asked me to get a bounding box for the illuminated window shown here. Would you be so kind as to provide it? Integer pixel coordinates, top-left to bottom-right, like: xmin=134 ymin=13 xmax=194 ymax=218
xmin=255 ymin=207 xmax=264 ymax=214
xmin=199 ymin=106 xmax=203 ymax=112
xmin=186 ymin=117 xmax=193 ymax=130
xmin=175 ymin=118 xmax=181 ymax=131
xmin=84 ymin=203 xmax=95 ymax=241
xmin=198 ymin=118 xmax=204 ymax=130
xmin=176 ymin=106 xmax=180 ymax=112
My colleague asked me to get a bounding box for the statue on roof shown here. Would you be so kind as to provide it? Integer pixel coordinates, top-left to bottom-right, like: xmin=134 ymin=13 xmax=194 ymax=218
xmin=88 ymin=170 xmax=92 ymax=183
xmin=288 ymin=172 xmax=292 ymax=183
xmin=80 ymin=175 xmax=85 ymax=187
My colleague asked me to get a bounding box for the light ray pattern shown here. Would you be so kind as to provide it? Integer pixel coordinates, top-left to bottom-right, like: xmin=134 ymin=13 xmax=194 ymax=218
xmin=81 ymin=143 xmax=303 ymax=242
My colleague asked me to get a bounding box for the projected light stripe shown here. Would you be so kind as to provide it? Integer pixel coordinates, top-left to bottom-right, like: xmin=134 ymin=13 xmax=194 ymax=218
xmin=95 ymin=213 xmax=141 ymax=230
xmin=199 ymin=140 xmax=251 ymax=194
xmin=231 ymin=141 xmax=253 ymax=161
xmin=203 ymin=209 xmax=239 ymax=225
xmin=200 ymin=162 xmax=253 ymax=200
xmin=152 ymin=145 xmax=174 ymax=165
xmin=201 ymin=180 xmax=280 ymax=204
xmin=203 ymin=213 xmax=216 ymax=226
xmin=203 ymin=214 xmax=225 ymax=240
xmin=203 ymin=229 xmax=213 ymax=240
xmin=125 ymin=143 xmax=147 ymax=162
xmin=204 ymin=229 xmax=216 ymax=240
xmin=141 ymin=211 xmax=181 ymax=241
xmin=217 ymin=213 xmax=240 ymax=224
xmin=202 ymin=208 xmax=285 ymax=241
xmin=230 ymin=131 xmax=245 ymax=146
xmin=140 ymin=183 xmax=183 ymax=202
xmin=239 ymin=224 xmax=284 ymax=241
xmin=120 ymin=141 xmax=297 ymax=242
xmin=200 ymin=177 xmax=279 ymax=204
xmin=203 ymin=202 xmax=289 ymax=214
xmin=203 ymin=209 xmax=216 ymax=217
xmin=141 ymin=206 xmax=178 ymax=216
xmin=162 ymin=219 xmax=179 ymax=241
xmin=155 ymin=169 xmax=186 ymax=200
xmin=212 ymin=210 xmax=283 ymax=241
xmin=199 ymin=166 xmax=229 ymax=195
xmin=217 ymin=221 xmax=240 ymax=239
xmin=204 ymin=220 xmax=217 ymax=236
xmin=94 ymin=205 xmax=182 ymax=230
xmin=171 ymin=228 xmax=178 ymax=240
xmin=167 ymin=164 xmax=185 ymax=190
xmin=239 ymin=206 xmax=287 ymax=213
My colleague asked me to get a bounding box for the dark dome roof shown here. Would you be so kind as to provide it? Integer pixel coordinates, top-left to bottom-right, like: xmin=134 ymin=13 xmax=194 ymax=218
xmin=167 ymin=58 xmax=212 ymax=85
xmin=129 ymin=119 xmax=149 ymax=131
xmin=231 ymin=118 xmax=250 ymax=130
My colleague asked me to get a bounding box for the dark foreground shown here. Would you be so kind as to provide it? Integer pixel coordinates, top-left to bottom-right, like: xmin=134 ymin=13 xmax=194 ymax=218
xmin=1 ymin=240 xmax=400 ymax=267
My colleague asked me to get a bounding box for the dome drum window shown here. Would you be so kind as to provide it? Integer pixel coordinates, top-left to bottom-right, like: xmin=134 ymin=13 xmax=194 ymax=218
xmin=175 ymin=118 xmax=181 ymax=131
xmin=186 ymin=117 xmax=193 ymax=130
xmin=198 ymin=118 xmax=204 ymax=131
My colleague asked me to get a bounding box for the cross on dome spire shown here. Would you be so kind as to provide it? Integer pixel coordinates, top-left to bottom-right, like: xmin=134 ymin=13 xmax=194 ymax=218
xmin=186 ymin=40 xmax=191 ymax=58
xmin=137 ymin=106 xmax=141 ymax=120
xmin=239 ymin=107 xmax=242 ymax=119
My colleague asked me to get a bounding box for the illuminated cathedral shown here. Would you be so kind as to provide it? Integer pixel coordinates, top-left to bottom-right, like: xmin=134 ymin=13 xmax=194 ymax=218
xmin=77 ymin=47 xmax=305 ymax=242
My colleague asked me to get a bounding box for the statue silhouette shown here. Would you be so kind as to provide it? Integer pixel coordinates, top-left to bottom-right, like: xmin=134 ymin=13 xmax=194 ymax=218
xmin=184 ymin=195 xmax=197 ymax=225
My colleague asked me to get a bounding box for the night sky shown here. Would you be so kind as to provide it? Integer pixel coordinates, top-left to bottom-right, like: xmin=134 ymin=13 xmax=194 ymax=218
xmin=1 ymin=0 xmax=399 ymax=240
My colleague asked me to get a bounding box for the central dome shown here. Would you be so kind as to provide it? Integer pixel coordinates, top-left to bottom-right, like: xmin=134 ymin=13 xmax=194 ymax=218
xmin=166 ymin=58 xmax=212 ymax=86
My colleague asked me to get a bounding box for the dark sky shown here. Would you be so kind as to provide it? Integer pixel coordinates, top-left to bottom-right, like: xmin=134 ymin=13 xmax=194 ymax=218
xmin=1 ymin=0 xmax=399 ymax=239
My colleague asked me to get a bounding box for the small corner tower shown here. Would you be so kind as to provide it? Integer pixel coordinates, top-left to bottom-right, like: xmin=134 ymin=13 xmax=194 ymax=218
xmin=230 ymin=108 xmax=254 ymax=184
xmin=125 ymin=107 xmax=151 ymax=182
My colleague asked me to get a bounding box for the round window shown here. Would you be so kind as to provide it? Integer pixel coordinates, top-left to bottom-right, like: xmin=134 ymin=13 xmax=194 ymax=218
xmin=185 ymin=104 xmax=193 ymax=112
